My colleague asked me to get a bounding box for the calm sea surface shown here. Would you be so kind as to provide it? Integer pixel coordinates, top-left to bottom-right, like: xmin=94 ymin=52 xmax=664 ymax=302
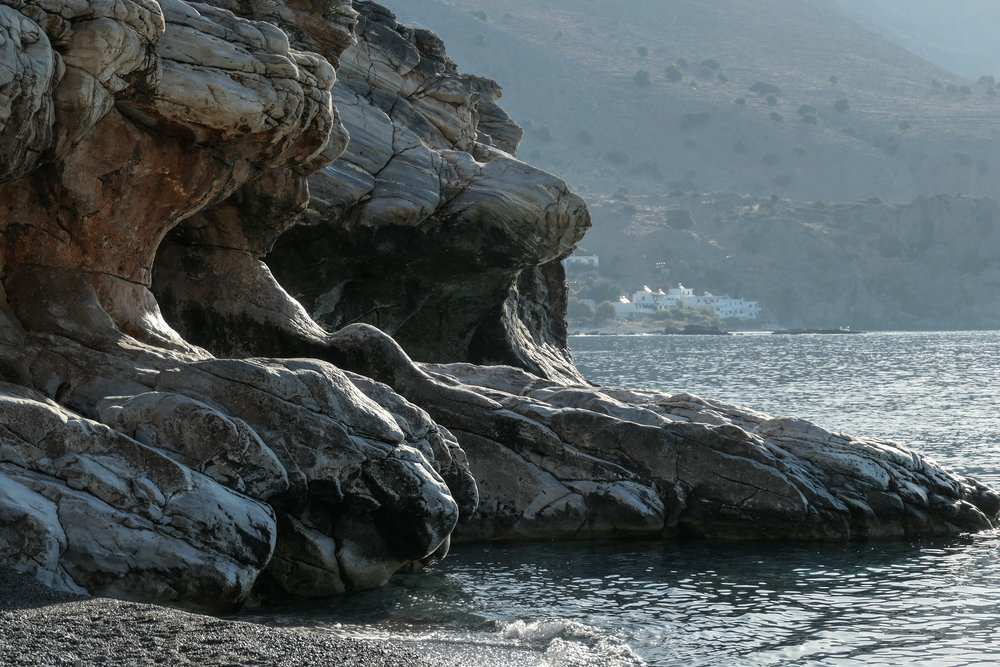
xmin=250 ymin=331 xmax=1000 ymax=666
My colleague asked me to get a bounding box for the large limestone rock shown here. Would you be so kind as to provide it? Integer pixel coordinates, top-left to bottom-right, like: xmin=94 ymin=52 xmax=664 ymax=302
xmin=0 ymin=382 xmax=275 ymax=611
xmin=0 ymin=0 xmax=473 ymax=607
xmin=0 ymin=0 xmax=996 ymax=613
xmin=153 ymin=0 xmax=590 ymax=384
xmin=325 ymin=325 xmax=1000 ymax=541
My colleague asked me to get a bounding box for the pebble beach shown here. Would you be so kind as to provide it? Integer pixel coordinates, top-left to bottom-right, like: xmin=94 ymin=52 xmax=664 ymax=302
xmin=0 ymin=569 xmax=437 ymax=666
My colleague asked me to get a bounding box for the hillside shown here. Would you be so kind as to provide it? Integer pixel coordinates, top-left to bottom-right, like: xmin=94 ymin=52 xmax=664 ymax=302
xmin=584 ymin=192 xmax=1000 ymax=330
xmin=385 ymin=0 xmax=1000 ymax=203
xmin=835 ymin=0 xmax=1000 ymax=80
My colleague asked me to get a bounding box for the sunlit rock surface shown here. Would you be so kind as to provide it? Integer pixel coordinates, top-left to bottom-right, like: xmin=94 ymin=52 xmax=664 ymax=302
xmin=324 ymin=325 xmax=1000 ymax=541
xmin=0 ymin=0 xmax=471 ymax=608
xmin=0 ymin=0 xmax=996 ymax=611
xmin=153 ymin=0 xmax=590 ymax=384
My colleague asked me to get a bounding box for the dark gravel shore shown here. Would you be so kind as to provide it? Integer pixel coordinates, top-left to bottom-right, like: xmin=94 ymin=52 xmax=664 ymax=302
xmin=0 ymin=568 xmax=438 ymax=666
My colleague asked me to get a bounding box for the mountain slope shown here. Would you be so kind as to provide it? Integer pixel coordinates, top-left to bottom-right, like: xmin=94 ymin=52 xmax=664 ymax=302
xmin=835 ymin=0 xmax=1000 ymax=80
xmin=384 ymin=0 xmax=1000 ymax=203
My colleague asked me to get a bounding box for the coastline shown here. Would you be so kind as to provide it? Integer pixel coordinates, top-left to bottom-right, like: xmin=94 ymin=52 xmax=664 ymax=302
xmin=0 ymin=568 xmax=439 ymax=666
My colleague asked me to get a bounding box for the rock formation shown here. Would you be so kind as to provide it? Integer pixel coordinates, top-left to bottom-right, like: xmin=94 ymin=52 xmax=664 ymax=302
xmin=0 ymin=0 xmax=472 ymax=610
xmin=0 ymin=0 xmax=997 ymax=612
xmin=152 ymin=0 xmax=589 ymax=385
xmin=323 ymin=326 xmax=999 ymax=541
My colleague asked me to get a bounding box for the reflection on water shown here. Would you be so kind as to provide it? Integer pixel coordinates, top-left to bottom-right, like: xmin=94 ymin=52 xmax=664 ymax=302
xmin=252 ymin=534 xmax=1000 ymax=665
xmin=249 ymin=331 xmax=1000 ymax=665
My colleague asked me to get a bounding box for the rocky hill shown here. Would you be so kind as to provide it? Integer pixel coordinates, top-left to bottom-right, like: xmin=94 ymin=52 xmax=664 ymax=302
xmin=835 ymin=0 xmax=1000 ymax=80
xmin=387 ymin=0 xmax=1000 ymax=203
xmin=385 ymin=0 xmax=1000 ymax=328
xmin=1 ymin=0 xmax=997 ymax=612
xmin=587 ymin=192 xmax=1000 ymax=329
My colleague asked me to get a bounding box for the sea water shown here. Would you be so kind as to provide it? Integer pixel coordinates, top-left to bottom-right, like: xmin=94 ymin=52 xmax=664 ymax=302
xmin=250 ymin=331 xmax=1000 ymax=666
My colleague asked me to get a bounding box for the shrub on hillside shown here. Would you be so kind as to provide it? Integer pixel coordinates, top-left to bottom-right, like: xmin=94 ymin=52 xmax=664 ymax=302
xmin=471 ymin=9 xmax=487 ymax=21
xmin=579 ymin=277 xmax=625 ymax=304
xmin=765 ymin=94 xmax=778 ymax=106
xmin=701 ymin=58 xmax=721 ymax=71
xmin=834 ymin=98 xmax=850 ymax=112
xmin=797 ymin=104 xmax=816 ymax=116
xmin=734 ymin=97 xmax=746 ymax=107
xmin=567 ymin=298 xmax=595 ymax=321
xmin=656 ymin=305 xmax=721 ymax=328
xmin=633 ymin=70 xmax=651 ymax=86
xmin=666 ymin=208 xmax=695 ymax=228
xmin=603 ymin=150 xmax=629 ymax=166
xmin=637 ymin=45 xmax=649 ymax=57
xmin=750 ymin=81 xmax=781 ymax=96
xmin=799 ymin=112 xmax=819 ymax=124
xmin=665 ymin=65 xmax=683 ymax=82
xmin=898 ymin=120 xmax=912 ymax=131
xmin=679 ymin=111 xmax=712 ymax=130
xmin=532 ymin=125 xmax=553 ymax=142
xmin=594 ymin=301 xmax=618 ymax=322
xmin=769 ymin=111 xmax=784 ymax=123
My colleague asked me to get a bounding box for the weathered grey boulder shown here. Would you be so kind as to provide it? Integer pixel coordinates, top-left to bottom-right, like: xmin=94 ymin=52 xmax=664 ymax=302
xmin=323 ymin=325 xmax=999 ymax=541
xmin=0 ymin=382 xmax=276 ymax=611
xmin=153 ymin=0 xmax=590 ymax=384
xmin=0 ymin=0 xmax=474 ymax=607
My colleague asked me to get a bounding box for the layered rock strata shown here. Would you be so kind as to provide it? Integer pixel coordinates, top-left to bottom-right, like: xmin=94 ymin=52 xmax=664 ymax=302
xmin=0 ymin=0 xmax=473 ymax=609
xmin=152 ymin=0 xmax=589 ymax=384
xmin=0 ymin=0 xmax=996 ymax=613
xmin=324 ymin=325 xmax=1000 ymax=541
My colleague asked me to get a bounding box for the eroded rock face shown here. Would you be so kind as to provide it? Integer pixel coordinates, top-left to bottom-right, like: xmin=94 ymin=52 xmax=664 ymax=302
xmin=325 ymin=326 xmax=1000 ymax=541
xmin=1 ymin=0 xmax=997 ymax=613
xmin=0 ymin=382 xmax=275 ymax=610
xmin=153 ymin=0 xmax=590 ymax=384
xmin=0 ymin=0 xmax=472 ymax=608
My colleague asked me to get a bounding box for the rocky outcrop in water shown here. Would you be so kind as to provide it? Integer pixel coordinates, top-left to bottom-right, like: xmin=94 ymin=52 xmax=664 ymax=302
xmin=324 ymin=325 xmax=999 ymax=541
xmin=0 ymin=0 xmax=997 ymax=611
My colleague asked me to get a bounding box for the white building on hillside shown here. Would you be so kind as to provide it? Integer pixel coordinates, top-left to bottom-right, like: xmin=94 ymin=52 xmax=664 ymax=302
xmin=623 ymin=284 xmax=760 ymax=320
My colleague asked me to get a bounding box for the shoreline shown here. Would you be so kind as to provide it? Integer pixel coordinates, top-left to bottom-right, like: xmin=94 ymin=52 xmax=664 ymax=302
xmin=0 ymin=568 xmax=439 ymax=666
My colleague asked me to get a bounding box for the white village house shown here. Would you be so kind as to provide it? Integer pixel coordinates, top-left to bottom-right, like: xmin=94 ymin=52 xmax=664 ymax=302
xmin=614 ymin=284 xmax=760 ymax=320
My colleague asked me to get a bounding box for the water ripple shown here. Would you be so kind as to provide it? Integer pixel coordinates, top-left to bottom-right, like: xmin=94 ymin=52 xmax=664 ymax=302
xmin=247 ymin=332 xmax=1000 ymax=665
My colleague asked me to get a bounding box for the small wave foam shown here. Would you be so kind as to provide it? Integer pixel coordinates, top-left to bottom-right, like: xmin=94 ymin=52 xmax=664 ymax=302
xmin=500 ymin=619 xmax=644 ymax=666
